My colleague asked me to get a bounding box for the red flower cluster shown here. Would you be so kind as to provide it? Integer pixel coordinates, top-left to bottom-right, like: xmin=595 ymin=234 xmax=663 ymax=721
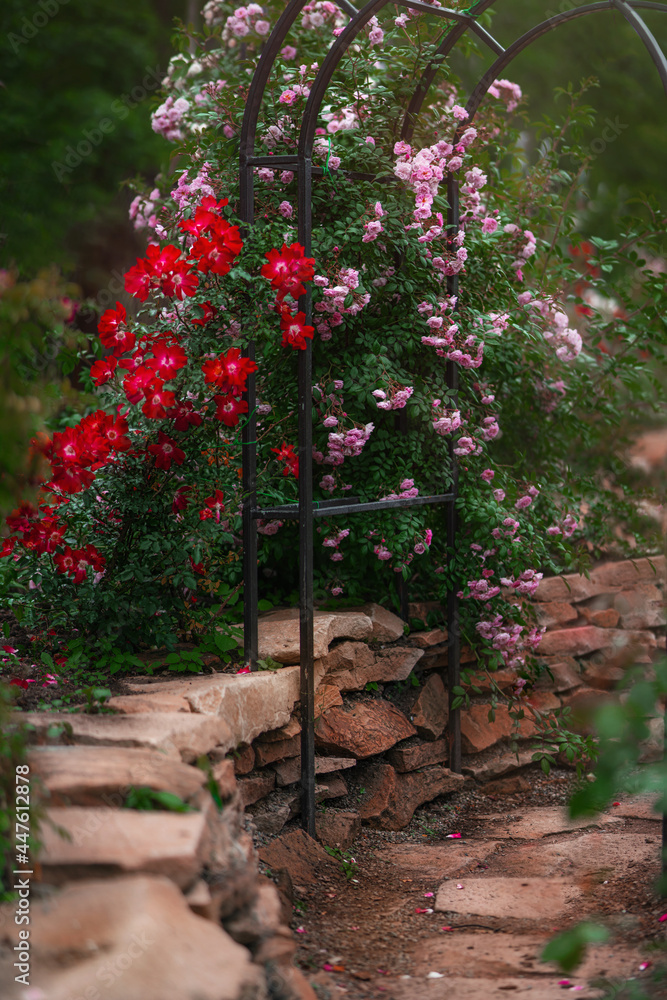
xmin=182 ymin=197 xmax=244 ymax=277
xmin=261 ymin=243 xmax=315 ymax=302
xmin=199 ymin=489 xmax=225 ymax=522
xmin=148 ymin=432 xmax=186 ymax=470
xmin=201 ymin=347 xmax=257 ymax=427
xmin=54 ymin=544 xmax=106 ymax=584
xmin=125 ymin=244 xmax=199 ymax=302
xmin=261 ymin=243 xmax=316 ymax=351
xmin=43 ymin=410 xmax=132 ymax=495
xmin=272 ymin=442 xmax=299 ymax=478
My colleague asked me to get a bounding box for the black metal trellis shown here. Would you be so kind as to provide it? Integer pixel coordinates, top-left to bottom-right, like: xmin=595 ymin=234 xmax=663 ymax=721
xmin=239 ymin=0 xmax=667 ymax=837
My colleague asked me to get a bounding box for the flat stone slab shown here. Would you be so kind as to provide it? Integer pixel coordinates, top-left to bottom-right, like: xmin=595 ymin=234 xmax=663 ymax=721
xmin=506 ymin=830 xmax=660 ymax=878
xmin=23 ymin=711 xmax=233 ymax=762
xmin=382 ymin=840 xmax=500 ymax=877
xmin=127 ymin=665 xmax=314 ymax=745
xmin=0 ymin=875 xmax=263 ymax=1000
xmin=27 ymin=746 xmax=206 ymax=806
xmin=606 ymin=795 xmax=662 ymax=821
xmin=461 ymin=750 xmax=536 ymax=782
xmin=435 ymin=877 xmax=581 ymax=919
xmin=257 ymin=610 xmax=373 ymax=663
xmin=410 ymin=932 xmax=646 ymax=983
xmin=472 ymin=807 xmax=623 ymax=839
xmin=392 ymin=974 xmax=604 ymax=999
xmin=38 ymin=806 xmax=209 ymax=888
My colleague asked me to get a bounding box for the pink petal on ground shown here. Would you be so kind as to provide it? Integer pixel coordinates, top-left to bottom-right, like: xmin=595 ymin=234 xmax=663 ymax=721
xmin=659 ymin=914 xmax=667 ymax=922
xmin=295 ymin=926 xmax=306 ymax=933
xmin=424 ymin=892 xmax=434 ymax=897
xmin=612 ymin=801 xmax=620 ymax=806
xmin=456 ymin=883 xmax=464 ymax=889
xmin=558 ymin=981 xmax=571 ymax=986
xmin=446 ymin=832 xmax=462 ymax=838
xmin=441 ymin=926 xmax=453 ymax=932
xmin=323 ymin=964 xmax=334 ymax=972
xmin=639 ymin=961 xmax=652 ymax=971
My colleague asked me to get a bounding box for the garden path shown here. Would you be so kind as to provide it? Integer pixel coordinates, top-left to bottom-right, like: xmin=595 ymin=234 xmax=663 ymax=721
xmin=279 ymin=791 xmax=667 ymax=999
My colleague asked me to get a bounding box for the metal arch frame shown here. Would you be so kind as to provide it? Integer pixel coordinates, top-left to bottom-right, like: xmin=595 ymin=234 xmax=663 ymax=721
xmin=239 ymin=0 xmax=667 ymax=836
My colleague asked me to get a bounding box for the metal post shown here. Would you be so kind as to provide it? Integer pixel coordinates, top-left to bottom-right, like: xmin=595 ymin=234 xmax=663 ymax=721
xmin=446 ymin=173 xmax=461 ymax=774
xmin=298 ymin=155 xmax=316 ymax=836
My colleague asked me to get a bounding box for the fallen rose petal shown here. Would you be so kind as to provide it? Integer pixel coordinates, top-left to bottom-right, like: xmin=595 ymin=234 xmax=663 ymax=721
xmin=323 ymin=964 xmax=334 ymax=972
xmin=350 ymin=925 xmax=359 ymax=930
xmin=424 ymin=892 xmax=434 ymax=898
xmin=427 ymin=972 xmax=444 ymax=979
xmin=441 ymin=926 xmax=453 ymax=932
xmin=295 ymin=926 xmax=306 ymax=933
xmin=570 ymin=988 xmax=584 ymax=992
xmin=659 ymin=914 xmax=667 ymax=922
xmin=456 ymin=883 xmax=464 ymax=889
xmin=415 ymin=908 xmax=430 ymax=914
xmin=558 ymin=981 xmax=571 ymax=986
xmin=639 ymin=961 xmax=652 ymax=971
xmin=612 ymin=801 xmax=620 ymax=806
xmin=446 ymin=832 xmax=462 ymax=838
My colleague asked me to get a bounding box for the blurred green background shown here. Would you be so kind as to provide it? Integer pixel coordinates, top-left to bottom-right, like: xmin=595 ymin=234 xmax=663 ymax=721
xmin=0 ymin=0 xmax=665 ymax=512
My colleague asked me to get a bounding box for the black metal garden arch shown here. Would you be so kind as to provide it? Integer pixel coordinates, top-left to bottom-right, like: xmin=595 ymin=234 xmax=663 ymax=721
xmin=239 ymin=0 xmax=667 ymax=835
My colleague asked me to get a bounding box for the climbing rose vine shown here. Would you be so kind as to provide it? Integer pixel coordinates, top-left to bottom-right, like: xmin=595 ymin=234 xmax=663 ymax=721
xmin=2 ymin=1 xmax=666 ymax=734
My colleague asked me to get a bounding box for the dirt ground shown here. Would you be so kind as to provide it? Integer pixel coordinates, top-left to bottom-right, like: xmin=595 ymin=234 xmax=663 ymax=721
xmin=257 ymin=767 xmax=667 ymax=1000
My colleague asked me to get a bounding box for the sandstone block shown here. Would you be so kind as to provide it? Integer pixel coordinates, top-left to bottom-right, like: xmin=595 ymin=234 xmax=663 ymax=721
xmin=461 ymin=749 xmax=535 ymax=781
xmin=417 ymin=643 xmax=475 ymax=671
xmin=257 ymin=716 xmax=302 ymax=741
xmin=460 ymin=704 xmax=536 ymax=754
xmin=465 ymin=668 xmax=517 ymax=693
xmin=228 ymin=743 xmax=256 ymax=774
xmin=357 ymin=762 xmax=464 ymax=829
xmin=27 ymin=746 xmax=206 ymax=807
xmin=539 ymin=626 xmax=655 ymax=658
xmin=590 ymin=557 xmax=664 ymax=588
xmin=254 ymin=732 xmax=301 ymax=767
xmin=212 ymin=759 xmax=237 ymax=801
xmin=534 ymin=574 xmax=620 ymax=603
xmin=237 ymin=771 xmax=276 ymax=808
xmin=317 ymin=772 xmax=348 ymax=800
xmin=535 ymin=602 xmax=578 ymax=628
xmin=37 ymin=806 xmax=209 ymax=889
xmin=256 ymin=611 xmax=372 ymax=663
xmin=523 ymin=691 xmax=561 ymax=713
xmin=106 ymin=692 xmax=192 ymax=714
xmin=350 ymin=602 xmax=405 ymax=642
xmin=580 ymin=607 xmax=620 ymax=628
xmin=410 ymin=673 xmax=448 ymax=740
xmin=249 ymin=797 xmax=293 ymax=836
xmin=386 ymin=738 xmax=448 ymax=772
xmin=0 ymin=875 xmax=264 ymax=1000
xmin=613 ymin=584 xmax=666 ymax=629
xmin=582 ymin=661 xmax=626 ymax=691
xmin=435 ymin=876 xmax=581 ymax=919
xmin=315 ymin=809 xmax=361 ymax=850
xmin=410 ymin=627 xmax=448 ymax=648
xmin=314 ymin=683 xmax=343 ymax=717
xmin=272 ymin=755 xmax=356 ymax=787
xmin=314 ymin=700 xmax=415 ymax=757
xmin=127 ymin=665 xmax=311 ymax=747
xmin=560 ymin=687 xmax=614 ymax=733
xmin=258 ymin=829 xmax=340 ymax=884
xmin=535 ymin=658 xmax=583 ymax=692
xmin=23 ymin=711 xmax=233 ymax=762
xmin=483 ymin=774 xmax=532 ymax=796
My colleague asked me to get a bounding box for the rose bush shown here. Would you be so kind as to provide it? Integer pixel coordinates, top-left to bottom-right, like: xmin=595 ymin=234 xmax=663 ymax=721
xmin=1 ymin=2 xmax=665 ymax=727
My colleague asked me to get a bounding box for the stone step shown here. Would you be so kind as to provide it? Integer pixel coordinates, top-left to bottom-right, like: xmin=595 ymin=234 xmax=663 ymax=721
xmin=37 ymin=806 xmax=210 ymax=888
xmin=28 ymin=745 xmax=206 ymax=806
xmin=23 ymin=711 xmax=233 ymax=762
xmin=0 ymin=875 xmax=265 ymax=1000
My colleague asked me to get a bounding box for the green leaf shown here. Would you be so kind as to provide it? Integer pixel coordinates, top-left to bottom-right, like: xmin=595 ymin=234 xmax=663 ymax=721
xmin=541 ymin=923 xmax=609 ymax=973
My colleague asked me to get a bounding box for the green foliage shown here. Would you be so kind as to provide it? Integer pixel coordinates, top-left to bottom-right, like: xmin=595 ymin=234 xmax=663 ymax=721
xmin=124 ymin=786 xmax=193 ymax=812
xmin=0 ymin=0 xmax=181 ymax=275
xmin=542 ymin=922 xmax=609 ymax=974
xmin=323 ymin=845 xmax=360 ymax=881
